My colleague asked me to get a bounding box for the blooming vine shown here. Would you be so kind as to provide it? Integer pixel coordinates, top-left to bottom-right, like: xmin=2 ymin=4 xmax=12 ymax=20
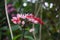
xmin=11 ymin=13 xmax=44 ymax=25
xmin=7 ymin=4 xmax=44 ymax=25
xmin=5 ymin=3 xmax=45 ymax=40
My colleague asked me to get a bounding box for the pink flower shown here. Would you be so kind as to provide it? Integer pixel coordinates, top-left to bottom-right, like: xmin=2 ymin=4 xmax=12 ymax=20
xmin=26 ymin=14 xmax=38 ymax=24
xmin=22 ymin=21 xmax=25 ymax=25
xmin=34 ymin=17 xmax=44 ymax=25
xmin=13 ymin=13 xmax=44 ymax=25
xmin=26 ymin=14 xmax=34 ymax=19
xmin=17 ymin=14 xmax=21 ymax=18
xmin=8 ymin=10 xmax=11 ymax=13
xmin=32 ymin=20 xmax=38 ymax=24
xmin=26 ymin=14 xmax=44 ymax=24
xmin=17 ymin=14 xmax=26 ymax=19
xmin=7 ymin=4 xmax=13 ymax=8
xmin=26 ymin=15 xmax=34 ymax=21
xmin=17 ymin=14 xmax=34 ymax=19
xmin=10 ymin=8 xmax=16 ymax=12
xmin=11 ymin=17 xmax=21 ymax=24
xmin=8 ymin=8 xmax=16 ymax=13
xmin=21 ymin=14 xmax=26 ymax=19
xmin=25 ymin=14 xmax=29 ymax=16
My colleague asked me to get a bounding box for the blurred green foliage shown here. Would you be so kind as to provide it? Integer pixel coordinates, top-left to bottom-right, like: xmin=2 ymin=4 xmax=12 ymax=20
xmin=0 ymin=0 xmax=60 ymax=40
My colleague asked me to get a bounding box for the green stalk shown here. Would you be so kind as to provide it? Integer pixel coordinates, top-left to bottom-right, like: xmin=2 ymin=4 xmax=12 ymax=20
xmin=39 ymin=0 xmax=43 ymax=40
xmin=32 ymin=24 xmax=36 ymax=40
xmin=5 ymin=0 xmax=13 ymax=40
xmin=34 ymin=0 xmax=44 ymax=40
xmin=32 ymin=1 xmax=39 ymax=40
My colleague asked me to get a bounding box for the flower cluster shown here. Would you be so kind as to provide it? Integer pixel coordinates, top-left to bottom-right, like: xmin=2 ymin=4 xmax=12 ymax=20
xmin=7 ymin=4 xmax=16 ymax=14
xmin=11 ymin=16 xmax=21 ymax=24
xmin=7 ymin=4 xmax=44 ymax=25
xmin=11 ymin=13 xmax=44 ymax=25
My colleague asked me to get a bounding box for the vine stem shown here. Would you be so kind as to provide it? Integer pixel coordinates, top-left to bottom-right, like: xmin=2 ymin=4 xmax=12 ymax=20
xmin=39 ymin=0 xmax=43 ymax=40
xmin=4 ymin=0 xmax=13 ymax=40
xmin=34 ymin=1 xmax=38 ymax=14
xmin=32 ymin=1 xmax=39 ymax=40
xmin=32 ymin=24 xmax=36 ymax=40
xmin=34 ymin=0 xmax=43 ymax=40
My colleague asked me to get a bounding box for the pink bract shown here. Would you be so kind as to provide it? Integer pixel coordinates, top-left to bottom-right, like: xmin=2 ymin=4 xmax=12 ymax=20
xmin=11 ymin=17 xmax=21 ymax=24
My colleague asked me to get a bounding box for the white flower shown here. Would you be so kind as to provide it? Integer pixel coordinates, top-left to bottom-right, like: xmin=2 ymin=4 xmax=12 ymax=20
xmin=56 ymin=15 xmax=59 ymax=18
xmin=27 ymin=0 xmax=31 ymax=2
xmin=23 ymin=3 xmax=27 ymax=7
xmin=32 ymin=0 xmax=36 ymax=3
xmin=50 ymin=3 xmax=53 ymax=8
xmin=45 ymin=2 xmax=49 ymax=7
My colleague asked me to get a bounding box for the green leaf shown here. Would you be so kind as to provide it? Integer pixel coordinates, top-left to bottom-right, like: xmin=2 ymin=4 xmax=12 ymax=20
xmin=24 ymin=36 xmax=34 ymax=40
xmin=13 ymin=34 xmax=22 ymax=40
xmin=11 ymin=25 xmax=21 ymax=31
xmin=25 ymin=27 xmax=30 ymax=31
xmin=0 ymin=26 xmax=8 ymax=30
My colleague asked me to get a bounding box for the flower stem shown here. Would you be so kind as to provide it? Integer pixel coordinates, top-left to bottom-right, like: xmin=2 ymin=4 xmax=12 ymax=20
xmin=5 ymin=0 xmax=13 ymax=40
xmin=34 ymin=0 xmax=44 ymax=40
xmin=32 ymin=24 xmax=36 ymax=40
xmin=32 ymin=1 xmax=40 ymax=40
xmin=39 ymin=0 xmax=43 ymax=40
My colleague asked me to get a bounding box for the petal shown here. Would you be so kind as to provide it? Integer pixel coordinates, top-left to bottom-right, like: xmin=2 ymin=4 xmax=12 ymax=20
xmin=22 ymin=21 xmax=25 ymax=25
xmin=13 ymin=21 xmax=17 ymax=24
xmin=17 ymin=21 xmax=21 ymax=24
xmin=12 ymin=17 xmax=17 ymax=20
xmin=7 ymin=4 xmax=12 ymax=8
xmin=17 ymin=14 xmax=21 ymax=18
xmin=33 ymin=20 xmax=38 ymax=24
